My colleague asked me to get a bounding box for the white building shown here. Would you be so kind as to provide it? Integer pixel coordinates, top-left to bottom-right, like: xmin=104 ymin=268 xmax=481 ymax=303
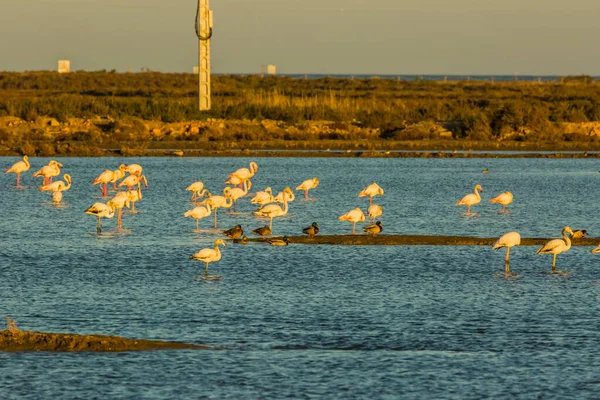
xmin=58 ymin=60 xmax=71 ymax=73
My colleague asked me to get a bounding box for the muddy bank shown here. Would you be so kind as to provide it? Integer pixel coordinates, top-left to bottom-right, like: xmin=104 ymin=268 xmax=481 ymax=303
xmin=244 ymin=235 xmax=598 ymax=246
xmin=0 ymin=329 xmax=211 ymax=352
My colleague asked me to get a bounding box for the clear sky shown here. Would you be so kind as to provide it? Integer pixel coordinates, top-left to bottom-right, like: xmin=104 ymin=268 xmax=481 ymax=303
xmin=1 ymin=0 xmax=599 ymax=75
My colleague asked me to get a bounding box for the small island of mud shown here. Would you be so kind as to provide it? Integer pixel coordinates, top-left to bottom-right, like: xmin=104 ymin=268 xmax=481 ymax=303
xmin=0 ymin=324 xmax=210 ymax=352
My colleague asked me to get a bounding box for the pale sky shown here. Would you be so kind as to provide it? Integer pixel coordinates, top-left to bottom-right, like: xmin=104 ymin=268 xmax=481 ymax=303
xmin=0 ymin=0 xmax=599 ymax=75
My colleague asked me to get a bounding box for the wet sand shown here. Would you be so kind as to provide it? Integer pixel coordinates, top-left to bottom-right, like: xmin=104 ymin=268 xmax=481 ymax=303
xmin=0 ymin=329 xmax=211 ymax=352
xmin=244 ymin=235 xmax=598 ymax=246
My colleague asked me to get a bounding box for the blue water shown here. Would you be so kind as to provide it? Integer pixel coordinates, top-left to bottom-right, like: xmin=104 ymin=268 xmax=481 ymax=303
xmin=1 ymin=157 xmax=600 ymax=399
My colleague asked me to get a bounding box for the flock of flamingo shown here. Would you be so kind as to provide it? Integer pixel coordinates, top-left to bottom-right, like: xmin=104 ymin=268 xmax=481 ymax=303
xmin=4 ymin=156 xmax=597 ymax=279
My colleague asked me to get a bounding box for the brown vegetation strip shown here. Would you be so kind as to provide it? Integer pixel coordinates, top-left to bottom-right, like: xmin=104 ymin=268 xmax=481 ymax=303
xmin=245 ymin=235 xmax=598 ymax=246
xmin=0 ymin=330 xmax=211 ymax=352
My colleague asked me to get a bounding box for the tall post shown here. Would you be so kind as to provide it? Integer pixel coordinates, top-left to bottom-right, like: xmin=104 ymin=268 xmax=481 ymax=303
xmin=196 ymin=0 xmax=212 ymax=111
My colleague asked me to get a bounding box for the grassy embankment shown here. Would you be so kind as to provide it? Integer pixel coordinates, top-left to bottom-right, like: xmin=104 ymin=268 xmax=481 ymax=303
xmin=1 ymin=72 xmax=600 ymax=157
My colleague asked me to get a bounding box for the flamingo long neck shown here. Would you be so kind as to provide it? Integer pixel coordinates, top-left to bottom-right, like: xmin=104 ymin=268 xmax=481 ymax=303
xmin=24 ymin=157 xmax=30 ymax=168
xmin=214 ymin=243 xmax=222 ymax=257
xmin=474 ymin=187 xmax=481 ymax=200
xmin=242 ymin=179 xmax=249 ymax=194
xmin=281 ymin=198 xmax=289 ymax=214
xmin=562 ymin=229 xmax=572 ymax=250
xmin=64 ymin=177 xmax=72 ymax=190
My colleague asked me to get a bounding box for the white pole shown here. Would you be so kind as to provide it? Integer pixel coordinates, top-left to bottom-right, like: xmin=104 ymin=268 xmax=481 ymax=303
xmin=197 ymin=0 xmax=212 ymax=111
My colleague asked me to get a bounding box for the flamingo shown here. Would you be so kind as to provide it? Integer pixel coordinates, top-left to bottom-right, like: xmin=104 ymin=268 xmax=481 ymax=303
xmin=128 ymin=187 xmax=142 ymax=213
xmin=224 ymin=175 xmax=243 ymax=187
xmin=274 ymin=188 xmax=295 ymax=204
xmin=125 ymin=164 xmax=143 ymax=176
xmin=368 ymin=204 xmax=382 ymax=221
xmin=251 ymin=187 xmax=274 ymax=209
xmin=227 ymin=180 xmax=252 ymax=212
xmin=536 ymin=226 xmax=573 ymax=271
xmin=119 ymin=173 xmax=148 ymax=191
xmin=338 ymin=208 xmax=365 ymax=234
xmin=33 ymin=160 xmax=63 ymax=186
xmin=296 ymin=177 xmax=320 ymax=200
xmin=456 ymin=184 xmax=483 ymax=214
xmin=184 ymin=203 xmax=212 ymax=231
xmin=252 ymin=187 xmax=293 ymax=232
xmin=5 ymin=155 xmax=30 ymax=187
xmin=40 ymin=174 xmax=72 ymax=203
xmin=84 ymin=202 xmax=115 ymax=233
xmin=108 ymin=192 xmax=132 ymax=230
xmin=110 ymin=164 xmax=127 ymax=189
xmin=200 ymin=190 xmax=233 ymax=228
xmin=190 ymin=239 xmax=226 ymax=278
xmin=93 ymin=170 xmax=114 ymax=197
xmin=186 ymin=181 xmax=206 ymax=201
xmin=489 ymin=191 xmax=514 ymax=212
xmin=591 ymin=244 xmax=600 ymax=254
xmin=228 ymin=162 xmax=258 ymax=188
xmin=358 ymin=182 xmax=384 ymax=205
xmin=492 ymin=231 xmax=521 ymax=276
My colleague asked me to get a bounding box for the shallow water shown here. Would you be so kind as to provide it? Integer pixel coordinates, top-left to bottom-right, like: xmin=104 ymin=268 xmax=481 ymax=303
xmin=1 ymin=157 xmax=600 ymax=399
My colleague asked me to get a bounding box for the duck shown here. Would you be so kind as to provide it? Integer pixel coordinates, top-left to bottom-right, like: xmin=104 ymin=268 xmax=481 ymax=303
xmin=223 ymin=224 xmax=244 ymax=239
xmin=302 ymin=222 xmax=319 ymax=238
xmin=233 ymin=235 xmax=249 ymax=245
xmin=571 ymin=229 xmax=588 ymax=239
xmin=456 ymin=184 xmax=483 ymax=214
xmin=252 ymin=225 xmax=272 ymax=238
xmin=267 ymin=236 xmax=289 ymax=246
xmin=362 ymin=221 xmax=383 ymax=237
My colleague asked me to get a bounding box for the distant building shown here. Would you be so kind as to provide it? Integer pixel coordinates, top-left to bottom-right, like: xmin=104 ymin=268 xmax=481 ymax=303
xmin=58 ymin=60 xmax=70 ymax=73
xmin=267 ymin=64 xmax=277 ymax=75
xmin=193 ymin=66 xmax=199 ymax=74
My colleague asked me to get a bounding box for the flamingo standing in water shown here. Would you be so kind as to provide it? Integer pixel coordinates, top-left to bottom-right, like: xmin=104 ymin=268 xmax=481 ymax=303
xmin=492 ymin=231 xmax=521 ymax=276
xmin=296 ymin=177 xmax=320 ymax=200
xmin=190 ymin=239 xmax=226 ymax=278
xmin=456 ymin=184 xmax=483 ymax=214
xmin=93 ymin=169 xmax=114 ymax=197
xmin=128 ymin=187 xmax=142 ymax=213
xmin=224 ymin=175 xmax=243 ymax=187
xmin=84 ymin=202 xmax=115 ymax=233
xmin=186 ymin=181 xmax=206 ymax=201
xmin=228 ymin=162 xmax=258 ymax=188
xmin=5 ymin=155 xmax=30 ymax=187
xmin=253 ymin=187 xmax=293 ymax=232
xmin=536 ymin=226 xmax=573 ymax=271
xmin=125 ymin=164 xmax=143 ymax=176
xmin=338 ymin=208 xmax=366 ymax=234
xmin=184 ymin=203 xmax=212 ymax=231
xmin=40 ymin=174 xmax=72 ymax=203
xmin=489 ymin=191 xmax=514 ymax=212
xmin=227 ymin=180 xmax=252 ymax=212
xmin=119 ymin=173 xmax=148 ymax=191
xmin=110 ymin=164 xmax=127 ymax=189
xmin=108 ymin=192 xmax=132 ymax=230
xmin=251 ymin=187 xmax=275 ymax=209
xmin=33 ymin=160 xmax=63 ymax=186
xmin=274 ymin=188 xmax=295 ymax=204
xmin=199 ymin=190 xmax=233 ymax=228
xmin=358 ymin=183 xmax=384 ymax=205
xmin=368 ymin=204 xmax=382 ymax=221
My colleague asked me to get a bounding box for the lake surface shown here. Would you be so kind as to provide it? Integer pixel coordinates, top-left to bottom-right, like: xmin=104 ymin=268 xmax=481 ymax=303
xmin=1 ymin=156 xmax=600 ymax=399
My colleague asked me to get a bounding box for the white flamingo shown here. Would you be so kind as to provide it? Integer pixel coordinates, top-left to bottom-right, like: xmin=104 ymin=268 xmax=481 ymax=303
xmin=93 ymin=170 xmax=114 ymax=197
xmin=190 ymin=239 xmax=227 ymax=278
xmin=125 ymin=164 xmax=143 ymax=176
xmin=536 ymin=226 xmax=573 ymax=271
xmin=296 ymin=177 xmax=320 ymax=199
xmin=184 ymin=203 xmax=212 ymax=231
xmin=119 ymin=174 xmax=148 ymax=191
xmin=227 ymin=180 xmax=252 ymax=212
xmin=358 ymin=182 xmax=384 ymax=205
xmin=253 ymin=187 xmax=293 ymax=232
xmin=456 ymin=184 xmax=483 ymax=214
xmin=492 ymin=231 xmax=521 ymax=276
xmin=40 ymin=174 xmax=72 ymax=203
xmin=338 ymin=208 xmax=366 ymax=234
xmin=251 ymin=187 xmax=274 ymax=209
xmin=110 ymin=164 xmax=127 ymax=189
xmin=199 ymin=190 xmax=233 ymax=228
xmin=368 ymin=204 xmax=382 ymax=221
xmin=84 ymin=202 xmax=115 ymax=233
xmin=489 ymin=191 xmax=514 ymax=212
xmin=228 ymin=162 xmax=258 ymax=188
xmin=108 ymin=192 xmax=132 ymax=230
xmin=128 ymin=188 xmax=142 ymax=213
xmin=33 ymin=160 xmax=63 ymax=186
xmin=5 ymin=155 xmax=30 ymax=187
xmin=274 ymin=188 xmax=295 ymax=204
xmin=186 ymin=181 xmax=206 ymax=201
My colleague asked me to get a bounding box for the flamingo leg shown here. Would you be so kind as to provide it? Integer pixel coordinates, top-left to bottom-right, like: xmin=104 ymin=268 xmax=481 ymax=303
xmin=97 ymin=217 xmax=102 ymax=234
xmin=195 ymin=218 xmax=199 ymax=231
xmin=16 ymin=173 xmax=20 ymax=187
xmin=214 ymin=208 xmax=218 ymax=228
xmin=205 ymin=262 xmax=209 ymax=276
xmin=113 ymin=181 xmax=117 ymax=190
xmin=505 ymin=247 xmax=511 ymax=276
xmin=102 ymin=183 xmax=107 ymax=197
xmin=305 ymin=190 xmax=308 ymax=200
xmin=467 ymin=205 xmax=471 ymax=214
xmin=369 ymin=196 xmax=373 ymax=205
xmin=269 ymin=217 xmax=273 ymax=230
xmin=552 ymin=254 xmax=557 ymax=271
xmin=352 ymin=222 xmax=356 ymax=234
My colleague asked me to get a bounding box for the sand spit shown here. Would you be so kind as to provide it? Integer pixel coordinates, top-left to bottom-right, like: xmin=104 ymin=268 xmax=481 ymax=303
xmin=0 ymin=329 xmax=211 ymax=352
